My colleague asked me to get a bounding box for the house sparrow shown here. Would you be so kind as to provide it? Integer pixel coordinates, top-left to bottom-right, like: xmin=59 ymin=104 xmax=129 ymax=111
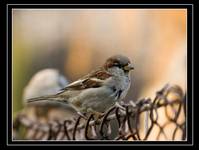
xmin=27 ymin=55 xmax=134 ymax=115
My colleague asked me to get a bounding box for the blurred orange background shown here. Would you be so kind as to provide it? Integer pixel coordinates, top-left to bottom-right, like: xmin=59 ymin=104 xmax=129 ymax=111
xmin=13 ymin=9 xmax=187 ymax=115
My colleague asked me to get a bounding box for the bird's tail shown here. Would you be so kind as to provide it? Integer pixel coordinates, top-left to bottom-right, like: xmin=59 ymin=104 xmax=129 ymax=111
xmin=27 ymin=94 xmax=63 ymax=104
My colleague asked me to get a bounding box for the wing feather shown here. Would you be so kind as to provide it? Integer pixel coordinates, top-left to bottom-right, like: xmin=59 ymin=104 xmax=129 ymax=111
xmin=61 ymin=68 xmax=112 ymax=91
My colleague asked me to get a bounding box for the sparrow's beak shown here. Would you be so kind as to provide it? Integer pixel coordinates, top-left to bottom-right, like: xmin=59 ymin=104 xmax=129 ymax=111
xmin=124 ymin=63 xmax=134 ymax=71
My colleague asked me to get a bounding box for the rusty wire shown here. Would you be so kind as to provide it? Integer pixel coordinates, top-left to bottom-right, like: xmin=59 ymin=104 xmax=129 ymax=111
xmin=13 ymin=84 xmax=186 ymax=141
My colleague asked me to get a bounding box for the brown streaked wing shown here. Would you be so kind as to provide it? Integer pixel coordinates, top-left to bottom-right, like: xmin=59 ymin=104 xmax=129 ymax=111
xmin=82 ymin=78 xmax=102 ymax=88
xmin=61 ymin=79 xmax=85 ymax=90
xmin=89 ymin=69 xmax=112 ymax=80
xmin=60 ymin=69 xmax=111 ymax=91
xmin=63 ymin=78 xmax=102 ymax=90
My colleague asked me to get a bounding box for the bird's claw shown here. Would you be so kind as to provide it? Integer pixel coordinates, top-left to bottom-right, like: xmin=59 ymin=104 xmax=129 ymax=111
xmin=115 ymin=102 xmax=126 ymax=110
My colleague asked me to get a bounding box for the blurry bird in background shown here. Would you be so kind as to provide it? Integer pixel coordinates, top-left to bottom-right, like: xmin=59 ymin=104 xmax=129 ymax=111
xmin=22 ymin=69 xmax=76 ymax=122
xmin=23 ymin=69 xmax=68 ymax=101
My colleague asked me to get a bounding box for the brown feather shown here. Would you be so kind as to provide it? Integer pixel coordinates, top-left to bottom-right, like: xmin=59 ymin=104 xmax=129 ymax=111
xmin=63 ymin=78 xmax=103 ymax=90
xmin=89 ymin=70 xmax=112 ymax=80
xmin=61 ymin=68 xmax=112 ymax=91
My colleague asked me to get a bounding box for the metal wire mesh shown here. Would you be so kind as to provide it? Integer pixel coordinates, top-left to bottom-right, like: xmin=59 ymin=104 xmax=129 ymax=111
xmin=13 ymin=84 xmax=186 ymax=141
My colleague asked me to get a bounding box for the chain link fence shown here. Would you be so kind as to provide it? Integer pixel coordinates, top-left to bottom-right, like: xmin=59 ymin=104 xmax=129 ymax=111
xmin=13 ymin=84 xmax=186 ymax=141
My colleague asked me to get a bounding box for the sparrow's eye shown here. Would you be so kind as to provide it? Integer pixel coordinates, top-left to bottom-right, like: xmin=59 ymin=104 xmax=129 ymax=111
xmin=113 ymin=63 xmax=122 ymax=68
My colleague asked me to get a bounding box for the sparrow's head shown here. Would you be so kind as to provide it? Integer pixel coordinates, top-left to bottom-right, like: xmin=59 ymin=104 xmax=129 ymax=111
xmin=104 ymin=55 xmax=134 ymax=75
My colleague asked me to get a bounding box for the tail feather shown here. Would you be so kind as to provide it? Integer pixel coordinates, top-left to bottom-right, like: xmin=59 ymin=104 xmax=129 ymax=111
xmin=27 ymin=95 xmax=60 ymax=103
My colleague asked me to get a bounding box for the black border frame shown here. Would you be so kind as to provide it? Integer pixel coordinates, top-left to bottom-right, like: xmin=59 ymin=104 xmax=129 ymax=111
xmin=5 ymin=3 xmax=194 ymax=146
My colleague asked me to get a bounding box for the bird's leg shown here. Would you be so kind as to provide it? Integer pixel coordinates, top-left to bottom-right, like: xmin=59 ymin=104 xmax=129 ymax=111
xmin=87 ymin=108 xmax=104 ymax=120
